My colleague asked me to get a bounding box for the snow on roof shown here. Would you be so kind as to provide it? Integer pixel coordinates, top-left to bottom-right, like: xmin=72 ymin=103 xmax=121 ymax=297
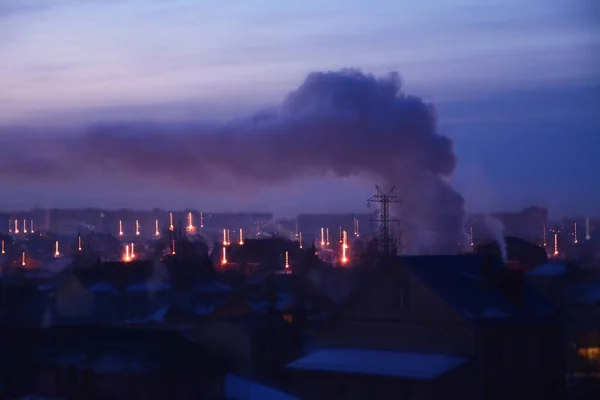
xmin=49 ymin=351 xmax=158 ymax=375
xmin=193 ymin=302 xmax=222 ymax=316
xmin=482 ymin=308 xmax=512 ymax=318
xmin=196 ymin=281 xmax=231 ymax=293
xmin=528 ymin=263 xmax=567 ymax=277
xmin=225 ymin=374 xmax=299 ymax=400
xmin=125 ymin=306 xmax=169 ymax=324
xmin=286 ymin=349 xmax=467 ymax=380
xmin=127 ymin=281 xmax=172 ymax=292
xmin=37 ymin=283 xmax=56 ymax=291
xmin=88 ymin=282 xmax=119 ymax=294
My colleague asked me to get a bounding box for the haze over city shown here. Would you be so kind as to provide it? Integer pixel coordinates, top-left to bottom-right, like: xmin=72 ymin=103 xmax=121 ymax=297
xmin=1 ymin=0 xmax=599 ymax=217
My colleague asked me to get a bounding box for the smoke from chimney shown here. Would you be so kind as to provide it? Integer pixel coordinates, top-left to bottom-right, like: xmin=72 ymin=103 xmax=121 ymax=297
xmin=0 ymin=69 xmax=466 ymax=253
xmin=483 ymin=215 xmax=508 ymax=263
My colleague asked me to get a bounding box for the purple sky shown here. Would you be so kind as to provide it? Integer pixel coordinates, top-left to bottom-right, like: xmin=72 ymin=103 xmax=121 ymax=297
xmin=0 ymin=0 xmax=599 ymax=217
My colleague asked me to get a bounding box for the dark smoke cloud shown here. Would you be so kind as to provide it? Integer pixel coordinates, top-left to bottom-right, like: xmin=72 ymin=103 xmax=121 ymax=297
xmin=0 ymin=69 xmax=466 ymax=253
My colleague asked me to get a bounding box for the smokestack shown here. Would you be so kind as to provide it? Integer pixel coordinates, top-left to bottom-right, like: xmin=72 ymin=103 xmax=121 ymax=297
xmin=0 ymin=70 xmax=467 ymax=253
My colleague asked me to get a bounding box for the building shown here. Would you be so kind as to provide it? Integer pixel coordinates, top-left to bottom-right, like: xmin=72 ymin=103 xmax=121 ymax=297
xmin=285 ymin=254 xmax=565 ymax=400
xmin=0 ymin=325 xmax=227 ymax=399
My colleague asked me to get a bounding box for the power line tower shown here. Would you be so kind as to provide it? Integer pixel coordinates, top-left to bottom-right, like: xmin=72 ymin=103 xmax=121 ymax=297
xmin=368 ymin=186 xmax=402 ymax=258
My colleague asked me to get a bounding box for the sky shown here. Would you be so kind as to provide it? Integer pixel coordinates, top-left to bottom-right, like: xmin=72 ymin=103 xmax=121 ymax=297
xmin=0 ymin=0 xmax=599 ymax=217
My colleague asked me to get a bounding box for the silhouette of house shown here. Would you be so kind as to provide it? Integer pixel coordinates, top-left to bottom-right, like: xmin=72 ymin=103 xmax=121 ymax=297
xmin=285 ymin=254 xmax=565 ymax=400
xmin=0 ymin=325 xmax=226 ymax=399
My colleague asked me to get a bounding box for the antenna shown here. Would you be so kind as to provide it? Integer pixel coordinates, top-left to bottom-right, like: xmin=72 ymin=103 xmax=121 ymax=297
xmin=367 ymin=185 xmax=402 ymax=257
xmin=135 ymin=220 xmax=140 ymax=236
xmin=299 ymin=232 xmax=303 ymax=249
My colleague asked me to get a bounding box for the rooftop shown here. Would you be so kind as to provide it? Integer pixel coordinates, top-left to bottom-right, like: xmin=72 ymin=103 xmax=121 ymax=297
xmin=286 ymin=348 xmax=468 ymax=380
xmin=400 ymin=254 xmax=558 ymax=321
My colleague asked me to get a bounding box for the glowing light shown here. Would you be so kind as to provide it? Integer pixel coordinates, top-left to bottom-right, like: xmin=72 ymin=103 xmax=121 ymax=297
xmin=339 ymin=226 xmax=343 ymax=244
xmin=223 ymin=229 xmax=228 ymax=245
xmin=341 ymin=230 xmax=349 ymax=264
xmin=23 ymin=219 xmax=27 ymax=234
xmin=171 ymin=239 xmax=176 ymax=255
xmin=78 ymin=236 xmax=82 ymax=251
xmin=543 ymin=225 xmax=547 ymax=247
xmin=239 ymin=228 xmax=244 ymax=245
xmin=200 ymin=212 xmax=204 ymax=228
xmin=354 ymin=218 xmax=360 ymax=237
xmin=221 ymin=246 xmax=227 ymax=265
xmin=8 ymin=220 xmax=12 ymax=233
xmin=326 ymin=228 xmax=330 ymax=247
xmin=131 ymin=243 xmax=135 ymax=259
xmin=299 ymin=232 xmax=303 ymax=249
xmin=186 ymin=212 xmax=196 ymax=234
xmin=135 ymin=220 xmax=140 ymax=236
xmin=554 ymin=233 xmax=559 ymax=257
xmin=21 ymin=251 xmax=26 ymax=266
xmin=169 ymin=213 xmax=174 ymax=231
xmin=574 ymin=222 xmax=578 ymax=244
xmin=30 ymin=220 xmax=34 ymax=233
xmin=285 ymin=251 xmax=289 ymax=269
xmin=295 ymin=221 xmax=299 ymax=237
xmin=54 ymin=241 xmax=60 ymax=258
xmin=227 ymin=229 xmax=231 ymax=246
xmin=124 ymin=244 xmax=131 ymax=262
xmin=14 ymin=219 xmax=19 ymax=234
xmin=155 ymin=220 xmax=160 ymax=236
xmin=1 ymin=240 xmax=4 ymax=254
xmin=119 ymin=220 xmax=123 ymax=236
xmin=586 ymin=217 xmax=591 ymax=240
xmin=320 ymin=227 xmax=325 ymax=246
xmin=470 ymin=226 xmax=474 ymax=248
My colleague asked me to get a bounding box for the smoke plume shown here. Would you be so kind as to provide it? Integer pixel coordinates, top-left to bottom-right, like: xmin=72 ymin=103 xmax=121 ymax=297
xmin=483 ymin=215 xmax=508 ymax=263
xmin=0 ymin=69 xmax=466 ymax=253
